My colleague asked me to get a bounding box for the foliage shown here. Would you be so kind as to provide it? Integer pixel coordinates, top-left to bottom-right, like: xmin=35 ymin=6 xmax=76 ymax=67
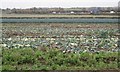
xmin=2 ymin=48 xmax=118 ymax=70
xmin=1 ymin=23 xmax=119 ymax=70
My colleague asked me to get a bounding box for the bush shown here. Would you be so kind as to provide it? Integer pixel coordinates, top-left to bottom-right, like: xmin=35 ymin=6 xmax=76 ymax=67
xmin=2 ymin=48 xmax=118 ymax=70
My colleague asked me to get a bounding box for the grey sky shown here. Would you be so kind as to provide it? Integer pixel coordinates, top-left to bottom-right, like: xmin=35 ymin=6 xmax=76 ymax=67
xmin=1 ymin=0 xmax=119 ymax=9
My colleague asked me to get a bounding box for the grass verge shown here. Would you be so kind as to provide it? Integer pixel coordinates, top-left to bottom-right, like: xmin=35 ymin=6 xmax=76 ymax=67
xmin=2 ymin=47 xmax=119 ymax=70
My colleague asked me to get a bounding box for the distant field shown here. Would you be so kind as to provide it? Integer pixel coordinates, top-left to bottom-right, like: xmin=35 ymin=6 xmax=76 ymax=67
xmin=1 ymin=14 xmax=118 ymax=19
xmin=2 ymin=23 xmax=118 ymax=29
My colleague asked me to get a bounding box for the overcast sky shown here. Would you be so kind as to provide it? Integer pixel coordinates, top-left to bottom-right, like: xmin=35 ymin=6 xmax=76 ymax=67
xmin=1 ymin=0 xmax=119 ymax=9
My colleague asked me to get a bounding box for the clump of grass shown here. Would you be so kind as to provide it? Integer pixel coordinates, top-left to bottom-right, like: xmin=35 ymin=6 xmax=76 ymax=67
xmin=2 ymin=48 xmax=118 ymax=70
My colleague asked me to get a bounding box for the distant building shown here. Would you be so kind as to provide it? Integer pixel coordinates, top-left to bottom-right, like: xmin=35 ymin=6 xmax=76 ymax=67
xmin=70 ymin=11 xmax=75 ymax=14
xmin=58 ymin=12 xmax=61 ymax=14
xmin=110 ymin=10 xmax=115 ymax=14
xmin=52 ymin=12 xmax=56 ymax=14
xmin=90 ymin=7 xmax=100 ymax=14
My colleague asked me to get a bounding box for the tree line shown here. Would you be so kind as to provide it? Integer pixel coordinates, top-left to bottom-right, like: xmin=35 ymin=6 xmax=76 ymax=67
xmin=1 ymin=7 xmax=118 ymax=14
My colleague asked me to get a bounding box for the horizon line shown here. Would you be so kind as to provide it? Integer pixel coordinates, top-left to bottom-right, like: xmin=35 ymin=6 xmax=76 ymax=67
xmin=1 ymin=6 xmax=118 ymax=9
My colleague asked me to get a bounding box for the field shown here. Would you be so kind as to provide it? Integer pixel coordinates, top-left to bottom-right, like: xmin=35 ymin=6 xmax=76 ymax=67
xmin=1 ymin=14 xmax=118 ymax=19
xmin=1 ymin=23 xmax=119 ymax=70
xmin=2 ymin=48 xmax=119 ymax=70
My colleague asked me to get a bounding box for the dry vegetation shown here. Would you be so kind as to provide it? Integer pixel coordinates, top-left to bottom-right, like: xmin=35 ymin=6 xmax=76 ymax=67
xmin=1 ymin=14 xmax=118 ymax=18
